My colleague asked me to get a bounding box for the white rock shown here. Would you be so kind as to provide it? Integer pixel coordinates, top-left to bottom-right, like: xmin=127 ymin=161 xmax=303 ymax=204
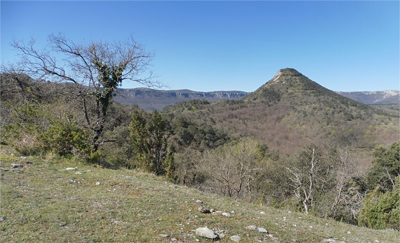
xmin=95 ymin=182 xmax=100 ymax=185
xmin=222 ymin=212 xmax=231 ymax=217
xmin=246 ymin=225 xmax=258 ymax=230
xmin=66 ymin=167 xmax=76 ymax=170
xmin=75 ymin=172 xmax=83 ymax=175
xmin=210 ymin=209 xmax=215 ymax=213
xmin=158 ymin=234 xmax=169 ymax=238
xmin=230 ymin=235 xmax=241 ymax=242
xmin=258 ymin=227 xmax=268 ymax=233
xmin=195 ymin=227 xmax=218 ymax=239
xmin=260 ymin=211 xmax=266 ymax=215
xmin=196 ymin=199 xmax=203 ymax=204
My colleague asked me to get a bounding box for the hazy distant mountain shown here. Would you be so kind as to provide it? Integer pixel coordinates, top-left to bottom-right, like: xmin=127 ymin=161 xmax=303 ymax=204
xmin=113 ymin=88 xmax=248 ymax=111
xmin=336 ymin=90 xmax=399 ymax=105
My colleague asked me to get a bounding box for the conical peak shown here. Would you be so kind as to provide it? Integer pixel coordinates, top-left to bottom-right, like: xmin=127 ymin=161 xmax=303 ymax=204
xmin=271 ymin=68 xmax=302 ymax=82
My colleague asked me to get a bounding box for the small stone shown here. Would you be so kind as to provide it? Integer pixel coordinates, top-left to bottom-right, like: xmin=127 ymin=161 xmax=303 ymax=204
xmin=230 ymin=235 xmax=241 ymax=242
xmin=219 ymin=233 xmax=225 ymax=238
xmin=196 ymin=199 xmax=203 ymax=204
xmin=246 ymin=225 xmax=258 ymax=230
xmin=11 ymin=164 xmax=23 ymax=168
xmin=20 ymin=156 xmax=27 ymax=159
xmin=210 ymin=209 xmax=215 ymax=213
xmin=260 ymin=211 xmax=266 ymax=215
xmin=158 ymin=234 xmax=169 ymax=238
xmin=66 ymin=167 xmax=76 ymax=170
xmin=95 ymin=182 xmax=100 ymax=185
xmin=198 ymin=206 xmax=210 ymax=213
xmin=309 ymin=225 xmax=313 ymax=228
xmin=347 ymin=231 xmax=351 ymax=234
xmin=214 ymin=210 xmax=223 ymax=215
xmin=195 ymin=227 xmax=218 ymax=239
xmin=258 ymin=227 xmax=268 ymax=233
xmin=222 ymin=212 xmax=231 ymax=217
xmin=69 ymin=179 xmax=76 ymax=183
xmin=0 ymin=217 xmax=5 ymax=221
xmin=75 ymin=172 xmax=83 ymax=175
xmin=231 ymin=211 xmax=235 ymax=214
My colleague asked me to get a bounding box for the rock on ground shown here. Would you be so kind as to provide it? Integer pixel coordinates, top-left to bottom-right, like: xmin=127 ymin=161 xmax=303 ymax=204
xmin=230 ymin=235 xmax=241 ymax=242
xmin=195 ymin=227 xmax=218 ymax=239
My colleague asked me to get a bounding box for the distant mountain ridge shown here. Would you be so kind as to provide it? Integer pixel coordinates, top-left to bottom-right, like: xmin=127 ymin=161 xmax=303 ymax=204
xmin=113 ymin=88 xmax=248 ymax=111
xmin=336 ymin=90 xmax=399 ymax=105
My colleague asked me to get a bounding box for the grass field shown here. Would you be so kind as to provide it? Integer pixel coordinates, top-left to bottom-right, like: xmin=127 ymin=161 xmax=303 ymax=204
xmin=1 ymin=147 xmax=398 ymax=242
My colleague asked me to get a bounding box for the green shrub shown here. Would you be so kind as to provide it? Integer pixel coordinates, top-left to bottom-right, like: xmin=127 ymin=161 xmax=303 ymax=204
xmin=359 ymin=176 xmax=400 ymax=230
xmin=38 ymin=119 xmax=90 ymax=156
xmin=366 ymin=142 xmax=400 ymax=191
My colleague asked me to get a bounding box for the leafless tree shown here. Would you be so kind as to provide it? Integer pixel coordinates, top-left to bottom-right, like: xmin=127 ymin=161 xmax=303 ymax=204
xmin=285 ymin=146 xmax=337 ymax=214
xmin=199 ymin=140 xmax=261 ymax=200
xmin=10 ymin=33 xmax=158 ymax=150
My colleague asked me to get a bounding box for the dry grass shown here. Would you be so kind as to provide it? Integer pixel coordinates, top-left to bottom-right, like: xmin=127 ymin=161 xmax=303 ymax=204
xmin=1 ymin=147 xmax=398 ymax=242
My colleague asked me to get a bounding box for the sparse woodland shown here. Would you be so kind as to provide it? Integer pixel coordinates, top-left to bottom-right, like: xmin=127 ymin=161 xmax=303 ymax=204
xmin=1 ymin=37 xmax=399 ymax=232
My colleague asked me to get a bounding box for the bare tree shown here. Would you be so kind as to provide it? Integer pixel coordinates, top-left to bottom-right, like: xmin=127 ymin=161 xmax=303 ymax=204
xmin=285 ymin=145 xmax=337 ymax=214
xmin=199 ymin=140 xmax=260 ymax=200
xmin=10 ymin=33 xmax=158 ymax=150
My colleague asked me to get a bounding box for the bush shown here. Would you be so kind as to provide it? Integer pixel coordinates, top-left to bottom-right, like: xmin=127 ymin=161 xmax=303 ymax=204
xmin=358 ymin=176 xmax=400 ymax=230
xmin=366 ymin=142 xmax=400 ymax=191
xmin=38 ymin=119 xmax=90 ymax=156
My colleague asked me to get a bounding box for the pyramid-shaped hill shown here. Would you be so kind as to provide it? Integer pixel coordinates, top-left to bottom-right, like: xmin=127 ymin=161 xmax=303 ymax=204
xmin=163 ymin=68 xmax=399 ymax=154
xmin=244 ymin=68 xmax=368 ymax=110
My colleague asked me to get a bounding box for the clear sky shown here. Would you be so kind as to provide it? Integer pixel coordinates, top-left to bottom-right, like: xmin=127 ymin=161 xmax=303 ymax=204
xmin=1 ymin=1 xmax=399 ymax=92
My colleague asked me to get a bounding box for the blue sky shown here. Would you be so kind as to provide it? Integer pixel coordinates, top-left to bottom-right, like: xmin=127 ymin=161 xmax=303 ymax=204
xmin=1 ymin=1 xmax=399 ymax=92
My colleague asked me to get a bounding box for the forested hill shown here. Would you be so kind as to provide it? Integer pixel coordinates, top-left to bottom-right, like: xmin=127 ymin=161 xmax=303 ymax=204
xmin=162 ymin=68 xmax=399 ymax=155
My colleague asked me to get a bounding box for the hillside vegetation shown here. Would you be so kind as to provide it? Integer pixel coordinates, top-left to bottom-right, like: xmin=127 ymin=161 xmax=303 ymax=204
xmin=1 ymin=150 xmax=399 ymax=242
xmin=1 ymin=68 xmax=399 ymax=241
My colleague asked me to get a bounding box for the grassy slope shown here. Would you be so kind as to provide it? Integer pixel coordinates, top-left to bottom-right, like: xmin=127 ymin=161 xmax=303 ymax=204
xmin=1 ymin=150 xmax=398 ymax=243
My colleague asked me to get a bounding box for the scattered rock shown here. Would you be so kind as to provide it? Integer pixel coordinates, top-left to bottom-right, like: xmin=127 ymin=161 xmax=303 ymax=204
xmin=213 ymin=210 xmax=223 ymax=215
xmin=245 ymin=225 xmax=258 ymax=230
xmin=222 ymin=212 xmax=231 ymax=217
xmin=75 ymin=172 xmax=83 ymax=175
xmin=260 ymin=211 xmax=266 ymax=215
xmin=69 ymin=179 xmax=76 ymax=183
xmin=230 ymin=235 xmax=241 ymax=242
xmin=258 ymin=227 xmax=268 ymax=233
xmin=95 ymin=182 xmax=100 ymax=185
xmin=210 ymin=208 xmax=215 ymax=213
xmin=229 ymin=235 xmax=241 ymax=242
xmin=20 ymin=156 xmax=27 ymax=159
xmin=158 ymin=234 xmax=169 ymax=238
xmin=11 ymin=164 xmax=23 ymax=168
xmin=198 ymin=206 xmax=210 ymax=213
xmin=195 ymin=227 xmax=219 ymax=239
xmin=66 ymin=167 xmax=76 ymax=171
xmin=196 ymin=199 xmax=203 ymax=204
